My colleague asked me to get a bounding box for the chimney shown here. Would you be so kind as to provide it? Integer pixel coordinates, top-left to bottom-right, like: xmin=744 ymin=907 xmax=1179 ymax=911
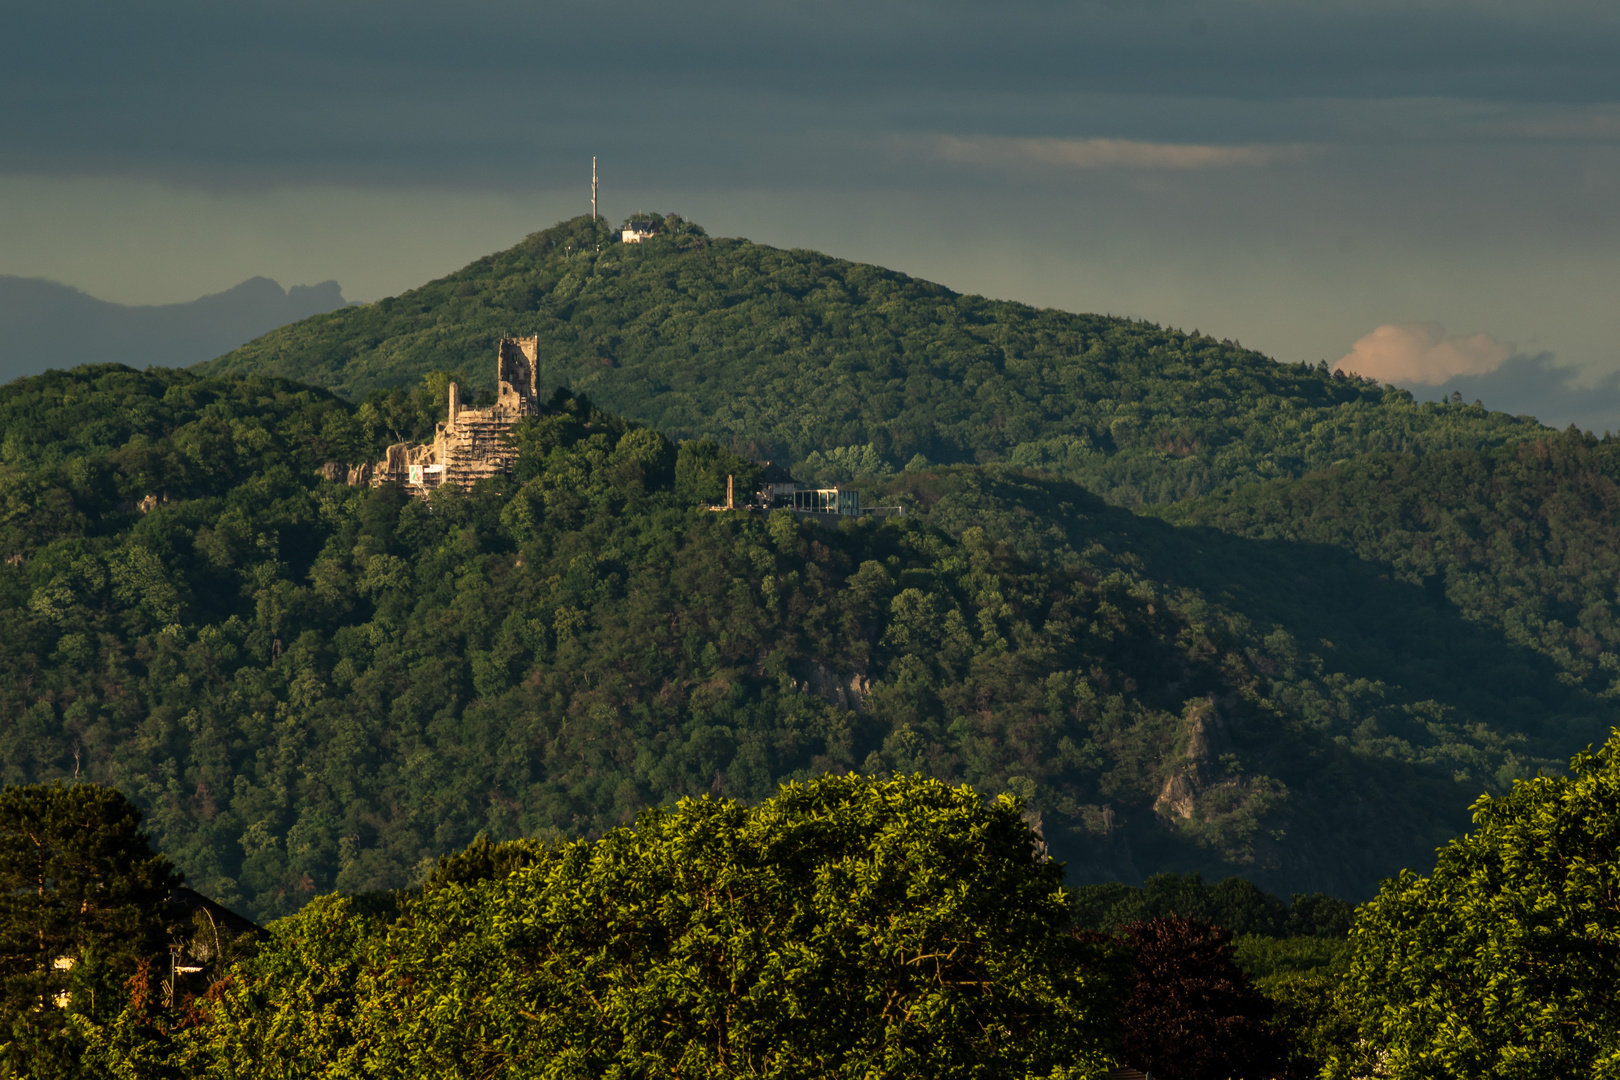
xmin=447 ymin=381 xmax=460 ymax=426
xmin=726 ymin=474 xmax=734 ymax=510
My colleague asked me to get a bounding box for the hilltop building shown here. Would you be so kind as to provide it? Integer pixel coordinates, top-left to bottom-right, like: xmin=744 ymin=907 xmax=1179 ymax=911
xmin=368 ymin=336 xmax=544 ymax=495
xmin=622 ymin=219 xmax=658 ymax=243
xmin=325 ymin=334 xmax=892 ymax=518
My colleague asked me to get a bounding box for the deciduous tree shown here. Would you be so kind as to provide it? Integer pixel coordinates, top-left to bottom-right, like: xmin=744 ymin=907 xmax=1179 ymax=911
xmin=1331 ymin=729 xmax=1620 ymax=1079
xmin=0 ymin=782 xmax=181 ymax=1077
xmin=170 ymin=775 xmax=1123 ymax=1079
xmin=1105 ymin=915 xmax=1287 ymax=1080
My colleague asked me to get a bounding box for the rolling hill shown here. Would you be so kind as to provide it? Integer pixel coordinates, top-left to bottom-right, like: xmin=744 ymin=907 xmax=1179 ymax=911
xmin=8 ymin=214 xmax=1617 ymax=921
xmin=0 ymin=365 xmax=1604 ymax=920
xmin=201 ymin=215 xmax=1541 ymax=506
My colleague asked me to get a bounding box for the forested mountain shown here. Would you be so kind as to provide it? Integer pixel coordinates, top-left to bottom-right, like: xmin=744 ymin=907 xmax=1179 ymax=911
xmin=9 ymin=216 xmax=1620 ymax=1080
xmin=0 ymin=365 xmax=1601 ymax=921
xmin=201 ymin=215 xmax=1539 ymax=505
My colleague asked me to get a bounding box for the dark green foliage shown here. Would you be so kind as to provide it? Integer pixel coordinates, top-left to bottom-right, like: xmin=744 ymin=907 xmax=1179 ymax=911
xmin=201 ymin=215 xmax=1540 ymax=505
xmin=1069 ymin=870 xmax=1357 ymax=1078
xmin=1106 ymin=916 xmax=1287 ymax=1080
xmin=0 ymin=782 xmax=182 ymax=1077
xmin=1070 ymin=872 xmax=1350 ymax=939
xmin=869 ymin=465 xmax=1610 ymax=888
xmin=1167 ymin=431 xmax=1620 ymax=697
xmin=0 ymin=365 xmax=1602 ymax=923
xmin=673 ymin=438 xmax=762 ymax=504
xmin=419 ymin=833 xmax=555 ymax=892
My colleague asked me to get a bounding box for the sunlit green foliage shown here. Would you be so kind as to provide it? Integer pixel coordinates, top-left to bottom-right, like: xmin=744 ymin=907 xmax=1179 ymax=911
xmin=86 ymin=893 xmax=387 ymax=1079
xmin=150 ymin=775 xmax=1121 ymax=1080
xmin=1330 ymin=729 xmax=1620 ymax=1080
xmin=203 ymin=215 xmax=1540 ymax=505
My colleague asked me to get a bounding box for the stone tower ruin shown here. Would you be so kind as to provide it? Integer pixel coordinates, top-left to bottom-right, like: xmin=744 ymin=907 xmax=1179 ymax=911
xmin=366 ymin=336 xmax=545 ymax=495
xmin=496 ymin=336 xmax=541 ymax=416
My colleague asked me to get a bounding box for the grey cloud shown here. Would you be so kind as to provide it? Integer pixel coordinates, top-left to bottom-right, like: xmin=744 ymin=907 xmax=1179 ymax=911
xmin=3 ymin=0 xmax=1617 ymax=402
xmin=1404 ymin=353 xmax=1620 ymax=435
xmin=3 ymin=1 xmax=1619 ymax=189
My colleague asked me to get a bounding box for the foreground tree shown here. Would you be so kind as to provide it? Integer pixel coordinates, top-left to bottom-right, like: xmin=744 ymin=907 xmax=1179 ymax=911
xmin=1100 ymin=915 xmax=1287 ymax=1080
xmin=1331 ymin=729 xmax=1620 ymax=1079
xmin=165 ymin=774 xmax=1122 ymax=1078
xmin=0 ymin=782 xmax=181 ymax=1078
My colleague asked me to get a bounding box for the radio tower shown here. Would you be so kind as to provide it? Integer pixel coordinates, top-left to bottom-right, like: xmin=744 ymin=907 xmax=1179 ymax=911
xmin=591 ymin=157 xmax=598 ymax=221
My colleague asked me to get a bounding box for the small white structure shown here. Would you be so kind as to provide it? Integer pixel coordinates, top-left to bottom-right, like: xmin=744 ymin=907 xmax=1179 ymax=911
xmin=622 ymin=224 xmax=657 ymax=243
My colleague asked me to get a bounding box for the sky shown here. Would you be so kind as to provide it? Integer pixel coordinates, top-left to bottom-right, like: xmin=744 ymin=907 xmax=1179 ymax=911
xmin=4 ymin=0 xmax=1619 ymax=427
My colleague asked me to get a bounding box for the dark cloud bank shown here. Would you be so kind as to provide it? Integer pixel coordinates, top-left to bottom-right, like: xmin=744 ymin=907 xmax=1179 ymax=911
xmin=5 ymin=1 xmax=1618 ymax=186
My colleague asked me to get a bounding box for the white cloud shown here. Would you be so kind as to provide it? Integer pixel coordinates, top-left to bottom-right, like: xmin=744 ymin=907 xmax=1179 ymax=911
xmin=927 ymin=135 xmax=1313 ymax=171
xmin=1338 ymin=321 xmax=1513 ymax=385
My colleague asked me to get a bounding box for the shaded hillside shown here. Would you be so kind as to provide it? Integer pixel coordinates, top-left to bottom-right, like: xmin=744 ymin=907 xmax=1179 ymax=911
xmin=202 ymin=215 xmax=1539 ymax=505
xmin=0 ymin=275 xmax=347 ymax=382
xmin=0 ymin=365 xmax=1589 ymax=919
xmin=892 ymin=465 xmax=1605 ymax=747
xmin=887 ymin=466 xmax=1608 ymax=870
xmin=1162 ymin=432 xmax=1620 ymax=695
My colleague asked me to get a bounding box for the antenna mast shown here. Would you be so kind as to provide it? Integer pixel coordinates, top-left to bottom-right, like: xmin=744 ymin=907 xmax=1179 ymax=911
xmin=591 ymin=157 xmax=598 ymax=221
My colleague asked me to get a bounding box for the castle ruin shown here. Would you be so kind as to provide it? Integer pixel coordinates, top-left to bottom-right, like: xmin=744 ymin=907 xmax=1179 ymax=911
xmin=322 ymin=333 xmax=894 ymax=517
xmin=368 ymin=336 xmax=544 ymax=495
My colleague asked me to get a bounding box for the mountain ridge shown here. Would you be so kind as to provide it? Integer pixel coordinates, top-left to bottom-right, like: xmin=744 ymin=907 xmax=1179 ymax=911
xmin=0 ymin=274 xmax=348 ymax=383
xmin=201 ymin=214 xmax=1544 ymax=506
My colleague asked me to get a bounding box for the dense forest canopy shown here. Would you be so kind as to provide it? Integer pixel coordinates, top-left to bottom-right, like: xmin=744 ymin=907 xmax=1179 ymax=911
xmin=1162 ymin=435 xmax=1620 ymax=693
xmin=201 ymin=215 xmax=1541 ymax=505
xmin=116 ymin=775 xmax=1123 ymax=1080
xmin=0 ymin=365 xmax=1606 ymax=924
xmin=5 ymin=213 xmax=1618 ymax=1078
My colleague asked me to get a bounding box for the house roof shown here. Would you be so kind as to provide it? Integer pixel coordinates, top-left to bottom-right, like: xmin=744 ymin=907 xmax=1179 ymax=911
xmin=169 ymin=887 xmax=269 ymax=941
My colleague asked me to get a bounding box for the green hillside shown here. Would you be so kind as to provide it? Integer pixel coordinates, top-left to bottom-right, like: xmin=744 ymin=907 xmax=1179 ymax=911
xmin=0 ymin=365 xmax=1599 ymax=920
xmin=201 ymin=215 xmax=1540 ymax=505
xmin=1162 ymin=432 xmax=1620 ymax=691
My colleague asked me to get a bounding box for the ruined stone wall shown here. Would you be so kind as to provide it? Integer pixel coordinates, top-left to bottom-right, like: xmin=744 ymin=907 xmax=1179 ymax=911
xmin=497 ymin=336 xmax=541 ymax=416
xmin=352 ymin=336 xmax=541 ymax=496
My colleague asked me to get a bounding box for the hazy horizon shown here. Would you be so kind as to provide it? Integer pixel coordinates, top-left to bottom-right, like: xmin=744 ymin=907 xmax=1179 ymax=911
xmin=5 ymin=217 xmax=1613 ymax=434
xmin=4 ymin=0 xmax=1617 ymax=423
